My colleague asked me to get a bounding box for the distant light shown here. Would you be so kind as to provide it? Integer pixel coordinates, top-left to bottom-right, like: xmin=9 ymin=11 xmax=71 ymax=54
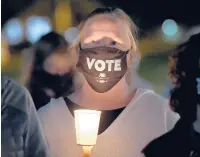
xmin=26 ymin=16 xmax=52 ymax=43
xmin=64 ymin=27 xmax=79 ymax=44
xmin=162 ymin=19 xmax=178 ymax=36
xmin=3 ymin=18 xmax=23 ymax=45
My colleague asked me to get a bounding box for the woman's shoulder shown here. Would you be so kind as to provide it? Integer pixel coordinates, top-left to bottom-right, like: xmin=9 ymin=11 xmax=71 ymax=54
xmin=135 ymin=88 xmax=180 ymax=130
xmin=38 ymin=97 xmax=66 ymax=120
xmin=136 ymin=88 xmax=167 ymax=101
xmin=135 ymin=88 xmax=169 ymax=109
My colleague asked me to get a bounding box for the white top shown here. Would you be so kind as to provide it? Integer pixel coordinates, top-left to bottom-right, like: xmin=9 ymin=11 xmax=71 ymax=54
xmin=38 ymin=88 xmax=180 ymax=157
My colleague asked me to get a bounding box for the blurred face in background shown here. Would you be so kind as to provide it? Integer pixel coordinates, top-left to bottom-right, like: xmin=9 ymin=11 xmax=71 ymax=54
xmin=43 ymin=47 xmax=75 ymax=75
xmin=33 ymin=46 xmax=76 ymax=98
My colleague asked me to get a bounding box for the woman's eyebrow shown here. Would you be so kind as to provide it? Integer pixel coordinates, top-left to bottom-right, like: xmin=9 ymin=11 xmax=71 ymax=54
xmin=83 ymin=32 xmax=123 ymax=44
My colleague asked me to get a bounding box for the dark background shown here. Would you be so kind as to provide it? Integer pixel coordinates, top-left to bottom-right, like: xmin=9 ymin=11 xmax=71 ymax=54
xmin=2 ymin=0 xmax=200 ymax=29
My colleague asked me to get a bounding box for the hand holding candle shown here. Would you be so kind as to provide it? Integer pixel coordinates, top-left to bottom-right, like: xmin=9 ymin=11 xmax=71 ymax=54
xmin=74 ymin=110 xmax=101 ymax=157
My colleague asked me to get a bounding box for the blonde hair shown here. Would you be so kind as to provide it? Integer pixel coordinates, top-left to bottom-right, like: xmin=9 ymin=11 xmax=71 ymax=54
xmin=71 ymin=8 xmax=140 ymax=86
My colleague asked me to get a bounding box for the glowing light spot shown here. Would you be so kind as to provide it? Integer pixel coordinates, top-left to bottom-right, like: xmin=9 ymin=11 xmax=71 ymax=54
xmin=3 ymin=18 xmax=23 ymax=45
xmin=162 ymin=19 xmax=178 ymax=36
xmin=26 ymin=16 xmax=52 ymax=43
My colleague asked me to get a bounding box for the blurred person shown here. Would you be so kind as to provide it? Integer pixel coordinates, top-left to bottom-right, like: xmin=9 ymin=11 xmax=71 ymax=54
xmin=143 ymin=33 xmax=200 ymax=157
xmin=1 ymin=76 xmax=50 ymax=157
xmin=38 ymin=7 xmax=179 ymax=157
xmin=28 ymin=31 xmax=76 ymax=110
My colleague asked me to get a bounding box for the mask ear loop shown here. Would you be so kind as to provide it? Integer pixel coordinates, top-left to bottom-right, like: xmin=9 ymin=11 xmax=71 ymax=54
xmin=78 ymin=42 xmax=83 ymax=51
xmin=127 ymin=46 xmax=132 ymax=53
xmin=115 ymin=46 xmax=131 ymax=60
xmin=126 ymin=46 xmax=133 ymax=65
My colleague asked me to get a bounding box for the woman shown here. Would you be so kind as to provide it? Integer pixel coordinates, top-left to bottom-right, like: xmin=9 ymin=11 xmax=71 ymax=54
xmin=38 ymin=8 xmax=179 ymax=157
xmin=143 ymin=33 xmax=200 ymax=157
xmin=28 ymin=31 xmax=76 ymax=110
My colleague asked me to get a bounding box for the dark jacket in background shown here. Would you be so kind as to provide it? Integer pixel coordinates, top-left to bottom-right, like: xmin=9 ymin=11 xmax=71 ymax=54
xmin=1 ymin=76 xmax=50 ymax=157
xmin=142 ymin=118 xmax=200 ymax=157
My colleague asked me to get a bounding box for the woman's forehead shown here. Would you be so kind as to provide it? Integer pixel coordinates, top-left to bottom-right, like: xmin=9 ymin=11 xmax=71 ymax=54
xmin=81 ymin=15 xmax=131 ymax=48
xmin=82 ymin=15 xmax=127 ymax=34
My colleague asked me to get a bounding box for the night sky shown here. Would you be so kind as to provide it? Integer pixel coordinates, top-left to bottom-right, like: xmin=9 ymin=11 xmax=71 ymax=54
xmin=99 ymin=0 xmax=200 ymax=29
xmin=2 ymin=0 xmax=200 ymax=30
xmin=2 ymin=0 xmax=35 ymax=26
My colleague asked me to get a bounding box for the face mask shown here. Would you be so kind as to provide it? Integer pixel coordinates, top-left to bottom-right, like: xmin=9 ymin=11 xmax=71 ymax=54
xmin=77 ymin=46 xmax=128 ymax=93
xmin=32 ymin=68 xmax=73 ymax=98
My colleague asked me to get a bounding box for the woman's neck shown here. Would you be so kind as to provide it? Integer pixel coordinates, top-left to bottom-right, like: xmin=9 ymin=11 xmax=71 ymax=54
xmin=68 ymin=77 xmax=136 ymax=110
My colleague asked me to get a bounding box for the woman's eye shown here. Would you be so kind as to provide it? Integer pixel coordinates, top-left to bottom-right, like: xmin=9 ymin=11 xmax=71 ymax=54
xmin=111 ymin=41 xmax=116 ymax=45
xmin=92 ymin=40 xmax=95 ymax=43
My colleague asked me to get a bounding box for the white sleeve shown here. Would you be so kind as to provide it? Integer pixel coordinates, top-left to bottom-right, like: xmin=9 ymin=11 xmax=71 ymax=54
xmin=165 ymin=104 xmax=180 ymax=131
xmin=38 ymin=103 xmax=51 ymax=126
xmin=37 ymin=98 xmax=55 ymax=120
xmin=37 ymin=99 xmax=55 ymax=154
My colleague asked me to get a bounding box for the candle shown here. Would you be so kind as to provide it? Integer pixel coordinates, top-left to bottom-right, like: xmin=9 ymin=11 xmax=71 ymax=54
xmin=74 ymin=109 xmax=101 ymax=146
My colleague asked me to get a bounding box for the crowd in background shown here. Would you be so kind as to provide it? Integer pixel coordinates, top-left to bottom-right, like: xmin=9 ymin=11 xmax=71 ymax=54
xmin=1 ymin=5 xmax=200 ymax=157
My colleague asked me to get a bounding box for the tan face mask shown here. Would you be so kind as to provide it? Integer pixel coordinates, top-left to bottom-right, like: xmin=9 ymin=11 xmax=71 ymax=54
xmin=77 ymin=43 xmax=129 ymax=93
